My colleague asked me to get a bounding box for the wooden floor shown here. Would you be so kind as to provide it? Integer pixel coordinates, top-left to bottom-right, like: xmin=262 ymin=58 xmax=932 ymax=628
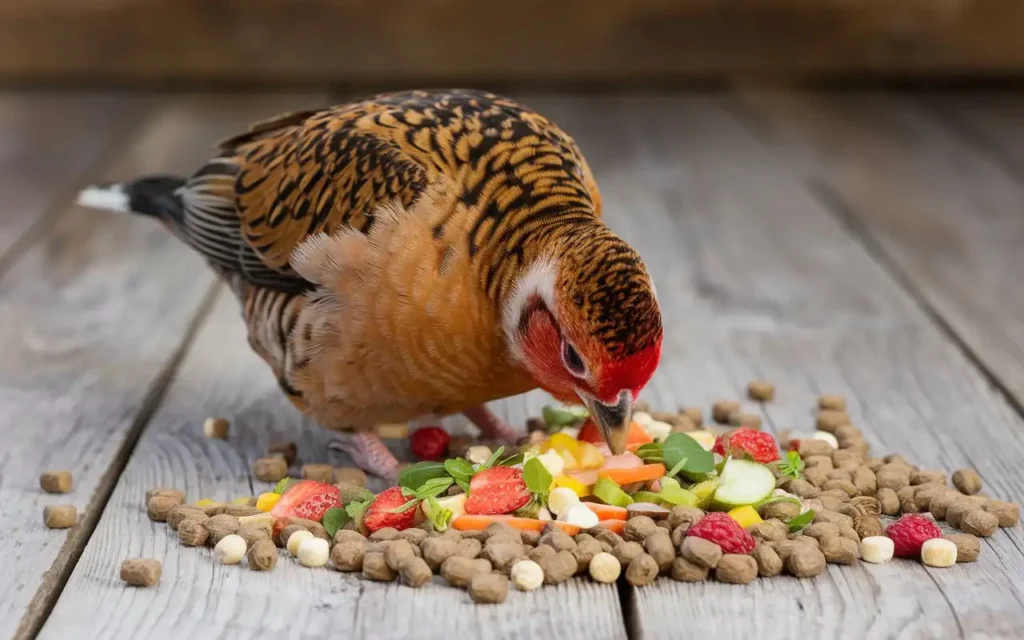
xmin=3 ymin=88 xmax=1024 ymax=640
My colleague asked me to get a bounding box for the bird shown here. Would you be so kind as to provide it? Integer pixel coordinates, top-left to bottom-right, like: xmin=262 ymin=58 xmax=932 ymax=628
xmin=76 ymin=89 xmax=663 ymax=481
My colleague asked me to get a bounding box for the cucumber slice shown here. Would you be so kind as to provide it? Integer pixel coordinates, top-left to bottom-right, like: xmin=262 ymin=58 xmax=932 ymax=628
xmin=711 ymin=459 xmax=776 ymax=510
xmin=657 ymin=478 xmax=698 ymax=506
xmin=542 ymin=404 xmax=589 ymax=427
xmin=594 ymin=477 xmax=634 ymax=507
xmin=629 ymin=491 xmax=666 ymax=506
xmin=688 ymin=479 xmax=720 ymax=510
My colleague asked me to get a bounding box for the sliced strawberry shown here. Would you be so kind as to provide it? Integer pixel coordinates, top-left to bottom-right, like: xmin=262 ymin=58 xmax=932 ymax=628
xmin=270 ymin=479 xmax=341 ymax=521
xmin=363 ymin=486 xmax=418 ymax=533
xmin=465 ymin=466 xmax=531 ymax=515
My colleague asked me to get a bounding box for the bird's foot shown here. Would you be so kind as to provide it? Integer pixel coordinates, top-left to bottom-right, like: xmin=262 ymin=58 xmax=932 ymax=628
xmin=462 ymin=404 xmax=520 ymax=443
xmin=328 ymin=431 xmax=400 ymax=482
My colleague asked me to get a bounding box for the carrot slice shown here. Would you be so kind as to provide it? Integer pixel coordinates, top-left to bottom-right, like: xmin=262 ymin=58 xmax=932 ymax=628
xmin=583 ymin=502 xmax=628 ymax=521
xmin=598 ymin=519 xmax=626 ymax=535
xmin=452 ymin=515 xmax=581 ymax=536
xmin=597 ymin=463 xmax=666 ymax=486
xmin=579 ymin=419 xmax=653 ymax=447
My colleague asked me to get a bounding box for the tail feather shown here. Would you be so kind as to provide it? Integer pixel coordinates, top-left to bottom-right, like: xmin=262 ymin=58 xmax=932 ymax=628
xmin=76 ymin=176 xmax=186 ymax=223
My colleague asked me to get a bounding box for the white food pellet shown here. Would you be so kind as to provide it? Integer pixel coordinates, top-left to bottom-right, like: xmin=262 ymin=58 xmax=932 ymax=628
xmin=297 ymin=537 xmax=330 ymax=568
xmin=466 ymin=445 xmax=492 ymax=465
xmin=561 ymin=502 xmax=599 ymax=529
xmin=547 ymin=487 xmax=580 ymax=517
xmin=286 ymin=529 xmax=315 ymax=557
xmin=921 ymin=538 xmax=958 ymax=568
xmin=536 ymin=450 xmax=565 ymax=477
xmin=588 ymin=552 xmax=622 ymax=583
xmin=557 ymin=427 xmax=580 ymax=440
xmin=860 ymin=536 xmax=895 ymax=564
xmin=812 ymin=431 xmax=839 ymax=449
xmin=214 ymin=534 xmax=247 ymax=565
xmin=632 ymin=412 xmax=653 ymax=426
xmin=644 ymin=420 xmax=672 ymax=443
xmin=510 ymin=559 xmax=544 ymax=591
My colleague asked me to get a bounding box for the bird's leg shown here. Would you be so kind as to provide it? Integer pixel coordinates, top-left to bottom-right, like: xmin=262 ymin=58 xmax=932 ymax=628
xmin=328 ymin=430 xmax=400 ymax=481
xmin=462 ymin=404 xmax=521 ymax=443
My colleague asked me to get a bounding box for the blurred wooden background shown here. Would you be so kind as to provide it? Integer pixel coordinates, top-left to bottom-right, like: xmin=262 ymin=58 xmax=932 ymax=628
xmin=3 ymin=0 xmax=1023 ymax=86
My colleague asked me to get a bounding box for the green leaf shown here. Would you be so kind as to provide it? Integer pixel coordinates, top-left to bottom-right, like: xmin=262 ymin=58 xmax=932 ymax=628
xmin=786 ymin=509 xmax=816 ymax=532
xmin=321 ymin=507 xmax=351 ymax=538
xmin=272 ymin=477 xmax=294 ymax=495
xmin=497 ymin=452 xmax=525 ymax=467
xmin=444 ymin=458 xmax=474 ymax=482
xmin=666 ymin=458 xmax=688 ymax=478
xmin=414 ymin=477 xmax=454 ymax=500
xmin=634 ymin=442 xmax=664 ymax=463
xmin=662 ymin=433 xmax=715 ymax=475
xmin=778 ymin=451 xmax=805 ymax=479
xmin=542 ymin=405 xmax=587 ymax=427
xmin=523 ymin=457 xmax=553 ymax=497
xmin=386 ymin=498 xmax=422 ymax=514
xmin=398 ymin=461 xmax=450 ymax=491
xmin=455 ymin=479 xmax=471 ymax=494
xmin=423 ymin=496 xmax=453 ymax=531
xmin=479 ymin=446 xmax=505 ymax=471
xmin=345 ymin=500 xmax=370 ymax=530
xmin=513 ymin=497 xmax=541 ymax=519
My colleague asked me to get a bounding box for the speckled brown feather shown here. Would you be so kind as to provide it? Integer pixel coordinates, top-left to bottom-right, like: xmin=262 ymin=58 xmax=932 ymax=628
xmin=169 ymin=89 xmax=656 ymax=431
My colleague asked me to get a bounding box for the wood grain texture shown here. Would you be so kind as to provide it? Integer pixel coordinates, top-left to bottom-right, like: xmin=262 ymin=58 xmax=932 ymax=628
xmin=2 ymin=94 xmax=326 ymax=640
xmin=3 ymin=0 xmax=1024 ymax=82
xmin=525 ymin=94 xmax=1024 ymax=638
xmin=0 ymin=91 xmax=150 ymax=265
xmin=928 ymin=92 xmax=1024 ymax=185
xmin=39 ymin=294 xmax=628 ymax=640
xmin=733 ymin=89 xmax=1024 ymax=411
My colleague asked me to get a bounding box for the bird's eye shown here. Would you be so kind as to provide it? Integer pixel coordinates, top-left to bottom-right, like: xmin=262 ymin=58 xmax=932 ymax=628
xmin=561 ymin=340 xmax=587 ymax=377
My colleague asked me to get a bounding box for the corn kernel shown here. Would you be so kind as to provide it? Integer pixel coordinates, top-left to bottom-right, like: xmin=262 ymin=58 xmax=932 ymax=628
xmin=577 ymin=442 xmax=606 ymax=470
xmin=552 ymin=474 xmax=591 ymax=497
xmin=194 ymin=499 xmax=215 ymax=507
xmin=548 ymin=433 xmax=581 ymax=457
xmin=256 ymin=492 xmax=280 ymax=512
xmin=727 ymin=505 xmax=763 ymax=529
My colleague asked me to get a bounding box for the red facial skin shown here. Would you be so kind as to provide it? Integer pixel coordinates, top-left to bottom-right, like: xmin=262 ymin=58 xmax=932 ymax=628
xmin=518 ymin=300 xmax=662 ymax=406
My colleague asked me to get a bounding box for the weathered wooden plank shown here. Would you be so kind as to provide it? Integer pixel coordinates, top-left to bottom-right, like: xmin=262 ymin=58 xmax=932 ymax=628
xmin=528 ymin=94 xmax=1024 ymax=638
xmin=733 ymin=89 xmax=1024 ymax=413
xmin=0 ymin=91 xmax=150 ymax=265
xmin=928 ymin=93 xmax=1024 ymax=181
xmin=3 ymin=0 xmax=1024 ymax=83
xmin=39 ymin=296 xmax=628 ymax=640
xmin=2 ymin=94 xmax=325 ymax=640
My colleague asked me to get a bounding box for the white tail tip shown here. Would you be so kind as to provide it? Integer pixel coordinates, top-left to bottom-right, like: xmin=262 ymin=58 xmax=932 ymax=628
xmin=76 ymin=184 xmax=129 ymax=212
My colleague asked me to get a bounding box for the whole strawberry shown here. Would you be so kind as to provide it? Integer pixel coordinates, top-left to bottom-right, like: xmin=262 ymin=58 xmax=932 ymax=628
xmin=713 ymin=428 xmax=780 ymax=464
xmin=465 ymin=466 xmax=531 ymax=515
xmin=886 ymin=514 xmax=943 ymax=558
xmin=686 ymin=512 xmax=756 ymax=554
xmin=410 ymin=426 xmax=451 ymax=461
xmin=363 ymin=486 xmax=418 ymax=533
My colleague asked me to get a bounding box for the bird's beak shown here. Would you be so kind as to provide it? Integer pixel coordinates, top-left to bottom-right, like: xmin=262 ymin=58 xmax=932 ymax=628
xmin=579 ymin=390 xmax=633 ymax=455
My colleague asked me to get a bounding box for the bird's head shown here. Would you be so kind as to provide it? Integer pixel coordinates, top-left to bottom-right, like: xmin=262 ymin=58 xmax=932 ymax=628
xmin=503 ymin=229 xmax=662 ymax=454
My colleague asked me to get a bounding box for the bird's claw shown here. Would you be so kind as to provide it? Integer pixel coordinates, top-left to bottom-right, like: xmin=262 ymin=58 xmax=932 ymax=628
xmin=328 ymin=431 xmax=400 ymax=482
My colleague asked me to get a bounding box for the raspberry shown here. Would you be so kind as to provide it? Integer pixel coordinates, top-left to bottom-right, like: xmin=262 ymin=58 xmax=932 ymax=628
xmin=686 ymin=512 xmax=756 ymax=554
xmin=886 ymin=514 xmax=943 ymax=558
xmin=712 ymin=428 xmax=780 ymax=464
xmin=409 ymin=426 xmax=450 ymax=461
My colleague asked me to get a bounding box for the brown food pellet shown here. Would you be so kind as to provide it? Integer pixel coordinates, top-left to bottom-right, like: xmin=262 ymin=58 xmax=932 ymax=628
xmin=538 ymin=530 xmax=576 ymax=551
xmin=441 ymin=555 xmax=489 ymax=588
xmin=519 ymin=530 xmax=540 ymax=546
xmin=334 ymin=529 xmax=367 ymax=545
xmin=470 ymin=572 xmax=509 ymax=604
xmin=839 ymin=526 xmax=860 ymax=543
xmin=369 ymin=527 xmax=401 ymax=541
xmin=816 ymin=489 xmax=852 ymax=504
xmin=279 ymin=524 xmax=308 ymax=549
xmin=952 ymin=469 xmax=983 ymax=495
xmin=747 ymin=380 xmax=776 ymax=401
xmin=854 ymin=516 xmax=884 ymax=539
xmin=252 ymin=457 xmax=288 ymax=483
xmin=624 ymin=516 xmax=658 ymax=542
xmin=613 ymin=541 xmax=645 ymax=567
xmin=147 ymin=495 xmax=184 ymax=522
xmin=43 ymin=505 xmax=77 ymax=529
xmin=804 ymin=455 xmax=834 ymax=470
xmin=785 ymin=547 xmax=827 ymax=578
xmin=482 ymin=542 xmax=526 ymax=573
xmin=178 ymin=519 xmax=210 ymax=546
xmin=849 ymin=496 xmax=881 ymax=518
xmin=301 ymin=463 xmax=335 ymax=483
xmin=876 ymin=468 xmax=910 ymax=492
xmin=770 ymin=540 xmax=801 ymax=562
xmin=268 ymin=441 xmax=298 ymax=465
xmin=784 ymin=478 xmax=819 ymax=499
xmin=399 ymin=556 xmax=433 ymax=588
xmin=362 ymin=552 xmax=396 ymax=581
xmin=760 ymin=500 xmax=802 ymax=521
xmin=146 ymin=487 xmax=185 ymax=503
xmin=335 ymin=466 xmax=368 ymax=487
xmin=385 ymin=539 xmax=416 ymax=571
xmin=202 ymin=502 xmax=226 ymax=517
xmin=625 ymin=553 xmax=659 ymax=586
xmin=752 ymin=544 xmax=783 ymax=577
xmin=804 ymin=467 xmax=830 ymax=488
xmin=789 ymin=534 xmax=820 ymax=549
xmin=248 ymin=538 xmax=278 ymax=571
xmin=167 ymin=505 xmax=206 ymax=529
xmin=961 ymin=509 xmax=999 ymax=537
xmin=671 ymin=416 xmax=699 ymax=432
xmin=914 ymin=485 xmax=947 ymax=512
xmin=984 ymin=500 xmax=1020 ymax=527
xmin=487 ymin=522 xmax=521 ymax=542
xmin=946 ymin=500 xmax=977 ymax=529
xmin=40 ymin=471 xmax=73 ymax=494
xmin=750 ymin=519 xmax=789 ymax=543
xmin=680 ymin=536 xmax=723 ymax=569
xmin=875 ymin=487 xmax=900 ymax=516
xmin=816 ymin=410 xmax=851 ymax=433
xmin=331 ymin=540 xmax=366 ymax=571
xmin=651 ymin=411 xmax=685 ymax=427
xmin=729 ymin=412 xmax=762 ymax=430
xmin=397 ymin=528 xmax=429 ymax=545
xmin=813 ymin=509 xmax=853 ymax=528
xmin=928 ymin=491 xmax=961 ymax=521
xmin=715 ymin=554 xmax=758 ymax=584
xmin=681 ymin=407 xmax=704 ymax=427
xmin=852 ymin=468 xmax=877 ymax=496
xmin=537 ymin=550 xmax=577 ymax=585
xmin=823 ymin=479 xmax=860 ymax=498
xmin=588 ymin=527 xmax=624 ymax=548
xmin=804 ymin=523 xmax=839 ymax=542
xmin=670 ymin=556 xmax=709 ymax=582
xmin=827 ymin=469 xmax=853 ymax=483
xmin=815 ymin=494 xmax=846 ymax=513
xmin=573 ymin=539 xmax=604 ymax=574
xmin=455 ymin=537 xmax=482 ymax=559
xmin=820 ymin=536 xmax=859 ymax=564
xmin=206 ymin=513 xmax=241 ymax=545
xmin=798 ymin=439 xmax=835 ymax=458
xmin=946 ymin=533 xmax=981 ymax=563
xmin=910 ymin=470 xmax=945 ymax=486
xmin=421 ymin=536 xmax=459 ymax=571
xmin=529 ymin=544 xmax=556 ymax=563
xmin=223 ymin=504 xmax=262 ymax=518
xmin=203 ymin=417 xmax=230 ymax=439
xmin=818 ymin=394 xmax=847 ymax=411
xmin=712 ymin=400 xmax=741 ymax=424
xmin=897 ymin=486 xmax=920 ymax=514
xmin=120 ymin=558 xmax=162 ymax=587
xmin=644 ymin=532 xmax=675 ymax=573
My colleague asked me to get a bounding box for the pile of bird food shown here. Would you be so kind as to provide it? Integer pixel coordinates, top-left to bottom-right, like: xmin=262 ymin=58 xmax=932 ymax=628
xmin=46 ymin=384 xmax=1020 ymax=600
